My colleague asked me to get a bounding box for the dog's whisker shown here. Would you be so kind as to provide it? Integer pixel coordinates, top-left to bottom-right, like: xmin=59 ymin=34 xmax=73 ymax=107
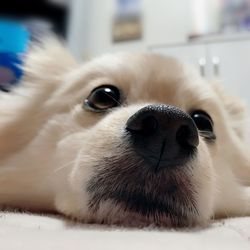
xmin=54 ymin=148 xmax=89 ymax=175
xmin=53 ymin=160 xmax=77 ymax=173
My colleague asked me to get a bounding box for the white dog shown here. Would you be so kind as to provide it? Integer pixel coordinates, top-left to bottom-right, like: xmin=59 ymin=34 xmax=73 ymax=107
xmin=0 ymin=39 xmax=249 ymax=227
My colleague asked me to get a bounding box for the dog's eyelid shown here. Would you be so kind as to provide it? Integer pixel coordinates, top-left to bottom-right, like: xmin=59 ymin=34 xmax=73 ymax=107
xmin=199 ymin=130 xmax=216 ymax=141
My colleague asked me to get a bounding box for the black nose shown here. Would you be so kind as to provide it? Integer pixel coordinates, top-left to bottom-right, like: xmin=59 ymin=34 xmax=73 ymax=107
xmin=126 ymin=104 xmax=199 ymax=172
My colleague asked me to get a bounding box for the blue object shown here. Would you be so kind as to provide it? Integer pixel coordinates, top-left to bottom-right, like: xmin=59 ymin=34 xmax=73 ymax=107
xmin=0 ymin=20 xmax=30 ymax=90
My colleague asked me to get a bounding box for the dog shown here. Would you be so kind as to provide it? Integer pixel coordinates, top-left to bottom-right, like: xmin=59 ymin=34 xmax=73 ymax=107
xmin=0 ymin=38 xmax=249 ymax=227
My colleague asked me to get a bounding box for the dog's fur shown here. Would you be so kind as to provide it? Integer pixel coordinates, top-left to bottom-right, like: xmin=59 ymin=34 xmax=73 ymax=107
xmin=0 ymin=38 xmax=250 ymax=227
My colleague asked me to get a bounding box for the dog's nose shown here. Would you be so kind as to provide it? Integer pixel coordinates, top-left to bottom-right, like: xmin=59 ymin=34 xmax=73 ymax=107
xmin=126 ymin=104 xmax=199 ymax=172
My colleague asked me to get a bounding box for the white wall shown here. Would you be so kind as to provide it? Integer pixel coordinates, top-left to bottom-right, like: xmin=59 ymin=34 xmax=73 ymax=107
xmin=144 ymin=0 xmax=192 ymax=46
xmin=68 ymin=0 xmax=193 ymax=59
xmin=67 ymin=0 xmax=90 ymax=59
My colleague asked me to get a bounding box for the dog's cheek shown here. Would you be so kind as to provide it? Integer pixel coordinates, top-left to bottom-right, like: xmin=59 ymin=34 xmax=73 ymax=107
xmin=191 ymin=139 xmax=217 ymax=224
xmin=54 ymin=153 xmax=98 ymax=220
xmin=52 ymin=132 xmax=92 ymax=219
xmin=53 ymin=120 xmax=129 ymax=219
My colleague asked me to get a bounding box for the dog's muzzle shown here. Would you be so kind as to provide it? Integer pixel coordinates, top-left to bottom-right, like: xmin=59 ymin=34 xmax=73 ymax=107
xmin=87 ymin=104 xmax=200 ymax=226
xmin=126 ymin=104 xmax=199 ymax=172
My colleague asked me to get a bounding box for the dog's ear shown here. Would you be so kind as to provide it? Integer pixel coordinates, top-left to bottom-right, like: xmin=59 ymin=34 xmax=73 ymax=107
xmin=22 ymin=37 xmax=77 ymax=85
xmin=211 ymin=82 xmax=247 ymax=139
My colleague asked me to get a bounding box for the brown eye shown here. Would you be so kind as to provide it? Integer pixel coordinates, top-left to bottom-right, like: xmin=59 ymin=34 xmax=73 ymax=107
xmin=84 ymin=85 xmax=120 ymax=112
xmin=190 ymin=110 xmax=216 ymax=140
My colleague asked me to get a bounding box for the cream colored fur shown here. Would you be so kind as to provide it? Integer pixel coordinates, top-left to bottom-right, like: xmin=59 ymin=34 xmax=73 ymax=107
xmin=0 ymin=38 xmax=249 ymax=227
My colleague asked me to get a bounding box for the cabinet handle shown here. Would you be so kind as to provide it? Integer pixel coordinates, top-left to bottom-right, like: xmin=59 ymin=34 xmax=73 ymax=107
xmin=212 ymin=56 xmax=220 ymax=77
xmin=198 ymin=57 xmax=206 ymax=77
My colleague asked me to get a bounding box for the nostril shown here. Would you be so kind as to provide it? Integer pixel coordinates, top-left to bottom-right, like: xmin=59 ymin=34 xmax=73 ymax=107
xmin=176 ymin=125 xmax=199 ymax=148
xmin=126 ymin=115 xmax=158 ymax=135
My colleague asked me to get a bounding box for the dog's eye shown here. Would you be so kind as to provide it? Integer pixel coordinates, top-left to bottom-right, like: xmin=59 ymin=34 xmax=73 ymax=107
xmin=84 ymin=85 xmax=120 ymax=112
xmin=191 ymin=110 xmax=216 ymax=140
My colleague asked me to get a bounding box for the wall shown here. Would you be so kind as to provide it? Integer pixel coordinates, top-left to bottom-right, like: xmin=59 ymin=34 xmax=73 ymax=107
xmin=68 ymin=0 xmax=193 ymax=60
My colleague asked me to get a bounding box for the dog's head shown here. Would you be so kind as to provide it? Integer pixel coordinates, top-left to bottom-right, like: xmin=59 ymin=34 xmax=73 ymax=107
xmin=15 ymin=40 xmax=250 ymax=227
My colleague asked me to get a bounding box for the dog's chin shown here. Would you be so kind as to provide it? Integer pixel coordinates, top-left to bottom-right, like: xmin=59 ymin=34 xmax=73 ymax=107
xmin=84 ymin=199 xmax=198 ymax=228
xmin=84 ymin=152 xmax=200 ymax=228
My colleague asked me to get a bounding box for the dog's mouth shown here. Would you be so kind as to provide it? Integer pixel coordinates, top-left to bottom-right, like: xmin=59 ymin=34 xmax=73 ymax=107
xmin=86 ymin=153 xmax=199 ymax=227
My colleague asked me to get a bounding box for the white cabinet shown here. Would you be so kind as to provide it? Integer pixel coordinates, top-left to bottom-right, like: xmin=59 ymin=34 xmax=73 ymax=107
xmin=151 ymin=44 xmax=209 ymax=77
xmin=208 ymin=41 xmax=250 ymax=103
xmin=151 ymin=39 xmax=250 ymax=105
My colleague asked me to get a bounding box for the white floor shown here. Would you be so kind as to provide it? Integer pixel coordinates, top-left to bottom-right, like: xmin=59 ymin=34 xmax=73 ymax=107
xmin=0 ymin=212 xmax=249 ymax=250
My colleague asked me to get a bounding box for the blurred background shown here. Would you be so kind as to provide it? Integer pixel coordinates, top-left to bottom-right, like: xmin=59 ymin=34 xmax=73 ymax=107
xmin=1 ymin=0 xmax=250 ymax=104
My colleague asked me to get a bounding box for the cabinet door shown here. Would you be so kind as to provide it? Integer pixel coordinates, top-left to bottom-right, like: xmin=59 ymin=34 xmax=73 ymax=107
xmin=150 ymin=44 xmax=209 ymax=77
xmin=208 ymin=40 xmax=250 ymax=105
